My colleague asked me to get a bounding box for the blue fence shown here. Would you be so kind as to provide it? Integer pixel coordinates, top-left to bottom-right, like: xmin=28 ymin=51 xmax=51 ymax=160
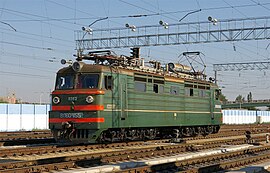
xmin=0 ymin=104 xmax=50 ymax=131
xmin=222 ymin=110 xmax=270 ymax=124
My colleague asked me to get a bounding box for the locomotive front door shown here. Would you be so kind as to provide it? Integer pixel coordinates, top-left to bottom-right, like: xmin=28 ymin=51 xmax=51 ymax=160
xmin=111 ymin=74 xmax=128 ymax=128
xmin=111 ymin=73 xmax=120 ymax=128
xmin=120 ymin=77 xmax=128 ymax=121
xmin=210 ymin=90 xmax=215 ymax=120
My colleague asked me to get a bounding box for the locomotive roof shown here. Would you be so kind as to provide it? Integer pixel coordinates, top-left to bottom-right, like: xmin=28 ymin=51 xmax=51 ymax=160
xmin=57 ymin=63 xmax=215 ymax=86
xmin=57 ymin=64 xmax=109 ymax=73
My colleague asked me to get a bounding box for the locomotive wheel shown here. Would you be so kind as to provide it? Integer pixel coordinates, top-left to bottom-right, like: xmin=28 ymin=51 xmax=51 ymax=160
xmin=118 ymin=128 xmax=127 ymax=141
xmin=207 ymin=126 xmax=214 ymax=134
xmin=146 ymin=129 xmax=157 ymax=139
xmin=95 ymin=125 xmax=220 ymax=143
xmin=201 ymin=126 xmax=209 ymax=136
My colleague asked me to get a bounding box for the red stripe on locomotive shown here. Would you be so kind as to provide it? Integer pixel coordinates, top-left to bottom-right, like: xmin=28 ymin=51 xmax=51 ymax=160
xmin=49 ymin=117 xmax=105 ymax=123
xmin=52 ymin=105 xmax=104 ymax=111
xmin=52 ymin=89 xmax=105 ymax=95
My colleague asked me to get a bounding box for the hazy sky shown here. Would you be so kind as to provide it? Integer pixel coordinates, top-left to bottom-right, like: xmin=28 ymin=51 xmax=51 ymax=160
xmin=0 ymin=0 xmax=270 ymax=103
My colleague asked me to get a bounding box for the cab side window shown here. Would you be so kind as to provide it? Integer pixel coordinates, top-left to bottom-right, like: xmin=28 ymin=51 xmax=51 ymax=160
xmin=135 ymin=82 xmax=146 ymax=92
xmin=170 ymin=86 xmax=179 ymax=95
xmin=153 ymin=84 xmax=158 ymax=93
xmin=215 ymin=89 xmax=221 ymax=100
xmin=104 ymin=75 xmax=113 ymax=90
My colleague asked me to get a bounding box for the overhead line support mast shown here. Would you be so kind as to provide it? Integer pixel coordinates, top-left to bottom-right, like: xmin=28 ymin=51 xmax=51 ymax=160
xmin=213 ymin=61 xmax=270 ymax=84
xmin=75 ymin=16 xmax=270 ymax=50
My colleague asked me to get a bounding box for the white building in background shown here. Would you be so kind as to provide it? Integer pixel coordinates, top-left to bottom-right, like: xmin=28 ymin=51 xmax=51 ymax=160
xmin=0 ymin=93 xmax=17 ymax=104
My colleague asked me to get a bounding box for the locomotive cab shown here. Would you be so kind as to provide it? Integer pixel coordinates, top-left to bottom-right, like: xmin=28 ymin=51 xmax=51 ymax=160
xmin=49 ymin=62 xmax=108 ymax=143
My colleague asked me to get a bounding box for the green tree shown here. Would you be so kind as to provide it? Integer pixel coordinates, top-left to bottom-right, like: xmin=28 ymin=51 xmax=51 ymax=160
xmin=219 ymin=91 xmax=228 ymax=104
xmin=247 ymin=92 xmax=257 ymax=110
xmin=0 ymin=98 xmax=8 ymax=103
xmin=247 ymin=92 xmax=252 ymax=102
xmin=235 ymin=95 xmax=245 ymax=103
xmin=248 ymin=106 xmax=257 ymax=110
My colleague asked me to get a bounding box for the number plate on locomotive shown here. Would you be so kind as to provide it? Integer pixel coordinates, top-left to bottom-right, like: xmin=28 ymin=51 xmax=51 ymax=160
xmin=60 ymin=112 xmax=83 ymax=118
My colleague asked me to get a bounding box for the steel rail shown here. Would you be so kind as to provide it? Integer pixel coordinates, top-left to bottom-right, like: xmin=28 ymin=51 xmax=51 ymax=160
xmin=0 ymin=135 xmax=267 ymax=172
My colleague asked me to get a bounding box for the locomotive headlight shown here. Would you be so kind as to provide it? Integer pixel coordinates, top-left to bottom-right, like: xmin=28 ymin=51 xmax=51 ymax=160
xmin=86 ymin=95 xmax=94 ymax=103
xmin=52 ymin=96 xmax=60 ymax=104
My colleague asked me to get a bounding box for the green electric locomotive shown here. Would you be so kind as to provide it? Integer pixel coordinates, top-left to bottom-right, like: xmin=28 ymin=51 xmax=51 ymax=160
xmin=49 ymin=49 xmax=222 ymax=143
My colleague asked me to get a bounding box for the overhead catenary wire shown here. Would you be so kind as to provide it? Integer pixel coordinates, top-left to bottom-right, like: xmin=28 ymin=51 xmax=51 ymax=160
xmin=61 ymin=2 xmax=270 ymax=20
xmin=0 ymin=21 xmax=16 ymax=31
xmin=222 ymin=0 xmax=248 ymax=18
xmin=0 ymin=50 xmax=62 ymax=62
xmin=0 ymin=61 xmax=56 ymax=73
xmin=0 ymin=8 xmax=80 ymax=33
xmin=0 ymin=71 xmax=52 ymax=79
xmin=0 ymin=26 xmax=73 ymax=44
xmin=45 ymin=0 xmax=124 ymax=27
xmin=3 ymin=2 xmax=270 ymax=23
xmin=179 ymin=9 xmax=201 ymax=22
xmin=0 ymin=7 xmax=85 ymax=27
xmin=43 ymin=0 xmax=52 ymax=38
xmin=0 ymin=29 xmax=73 ymax=49
xmin=118 ymin=0 xmax=179 ymax=22
xmin=250 ymin=0 xmax=270 ymax=12
xmin=0 ymin=40 xmax=54 ymax=50
xmin=0 ymin=0 xmax=270 ymax=102
xmin=0 ymin=0 xmax=270 ymax=26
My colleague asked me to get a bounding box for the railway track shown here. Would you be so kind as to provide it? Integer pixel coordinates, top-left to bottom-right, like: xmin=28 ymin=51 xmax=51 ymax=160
xmin=0 ymin=130 xmax=53 ymax=146
xmin=0 ymin=132 xmax=268 ymax=172
xmin=0 ymin=124 xmax=269 ymax=173
xmin=117 ymin=144 xmax=270 ymax=173
xmin=0 ymin=126 xmax=266 ymax=158
xmin=0 ymin=130 xmax=51 ymax=140
xmin=0 ymin=124 xmax=267 ymax=145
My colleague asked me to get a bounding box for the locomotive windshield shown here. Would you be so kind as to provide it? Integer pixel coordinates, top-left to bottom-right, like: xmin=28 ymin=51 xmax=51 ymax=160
xmin=55 ymin=74 xmax=74 ymax=90
xmin=77 ymin=74 xmax=99 ymax=89
xmin=55 ymin=74 xmax=99 ymax=90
